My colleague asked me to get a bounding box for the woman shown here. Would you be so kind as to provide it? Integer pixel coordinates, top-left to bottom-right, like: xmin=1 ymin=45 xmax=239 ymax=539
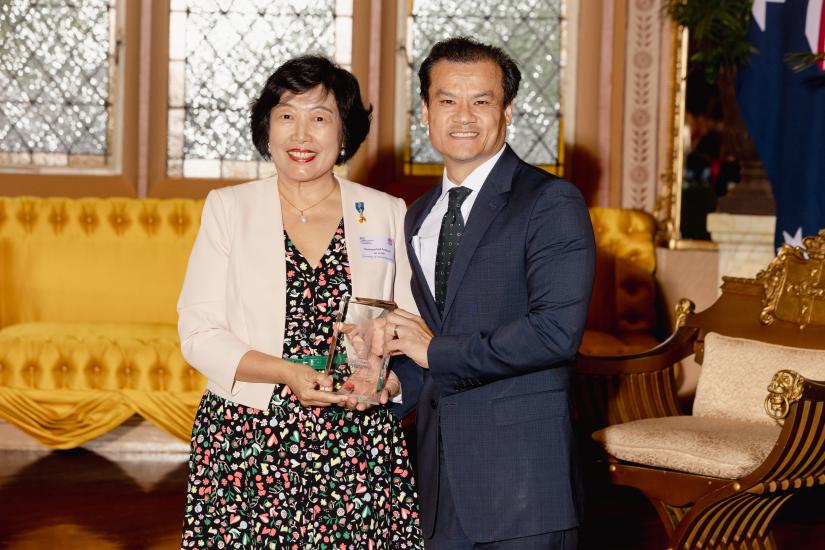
xmin=178 ymin=56 xmax=422 ymax=548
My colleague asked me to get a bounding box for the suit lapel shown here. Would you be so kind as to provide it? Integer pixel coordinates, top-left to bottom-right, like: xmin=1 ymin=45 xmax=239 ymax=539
xmin=408 ymin=186 xmax=442 ymax=329
xmin=441 ymin=146 xmax=518 ymax=320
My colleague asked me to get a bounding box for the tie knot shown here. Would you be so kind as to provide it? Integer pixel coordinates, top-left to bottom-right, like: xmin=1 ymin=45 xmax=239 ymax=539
xmin=447 ymin=186 xmax=472 ymax=209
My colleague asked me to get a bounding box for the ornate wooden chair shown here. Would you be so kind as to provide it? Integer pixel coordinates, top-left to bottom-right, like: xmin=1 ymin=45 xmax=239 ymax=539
xmin=577 ymin=230 xmax=825 ymax=550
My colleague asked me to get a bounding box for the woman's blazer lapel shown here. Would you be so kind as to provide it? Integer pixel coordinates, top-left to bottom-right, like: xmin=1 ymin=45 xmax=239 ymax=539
xmin=340 ymin=178 xmax=395 ymax=303
xmin=240 ymin=178 xmax=287 ymax=357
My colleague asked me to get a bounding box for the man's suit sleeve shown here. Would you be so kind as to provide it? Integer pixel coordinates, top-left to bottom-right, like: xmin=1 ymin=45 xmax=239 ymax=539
xmin=427 ymin=180 xmax=595 ymax=394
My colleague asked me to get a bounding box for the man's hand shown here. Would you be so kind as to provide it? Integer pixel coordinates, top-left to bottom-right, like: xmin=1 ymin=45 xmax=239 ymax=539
xmin=384 ymin=309 xmax=433 ymax=369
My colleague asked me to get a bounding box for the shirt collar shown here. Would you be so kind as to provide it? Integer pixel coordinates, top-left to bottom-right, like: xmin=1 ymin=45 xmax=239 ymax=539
xmin=436 ymin=144 xmax=507 ymax=204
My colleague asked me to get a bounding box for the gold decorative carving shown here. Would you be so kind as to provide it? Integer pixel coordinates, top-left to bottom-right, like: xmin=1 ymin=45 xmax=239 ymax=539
xmin=764 ymin=369 xmax=805 ymax=425
xmin=756 ymin=229 xmax=825 ymax=329
xmin=656 ymin=24 xmax=687 ymax=246
xmin=674 ymin=298 xmax=695 ymax=329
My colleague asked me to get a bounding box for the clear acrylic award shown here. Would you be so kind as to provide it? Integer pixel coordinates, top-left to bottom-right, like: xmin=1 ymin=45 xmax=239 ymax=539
xmin=325 ymin=295 xmax=396 ymax=404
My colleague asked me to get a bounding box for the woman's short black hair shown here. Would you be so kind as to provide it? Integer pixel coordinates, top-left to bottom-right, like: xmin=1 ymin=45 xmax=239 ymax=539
xmin=418 ymin=37 xmax=521 ymax=107
xmin=250 ymin=55 xmax=372 ymax=164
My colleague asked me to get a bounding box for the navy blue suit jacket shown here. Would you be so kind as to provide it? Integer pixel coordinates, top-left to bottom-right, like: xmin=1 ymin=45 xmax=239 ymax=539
xmin=405 ymin=145 xmax=595 ymax=542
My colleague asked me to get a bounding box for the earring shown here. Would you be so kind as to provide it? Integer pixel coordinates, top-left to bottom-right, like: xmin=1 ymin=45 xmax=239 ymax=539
xmin=340 ymin=146 xmax=346 ymax=158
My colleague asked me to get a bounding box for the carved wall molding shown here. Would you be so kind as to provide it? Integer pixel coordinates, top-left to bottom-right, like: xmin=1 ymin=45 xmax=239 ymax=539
xmin=621 ymin=0 xmax=671 ymax=213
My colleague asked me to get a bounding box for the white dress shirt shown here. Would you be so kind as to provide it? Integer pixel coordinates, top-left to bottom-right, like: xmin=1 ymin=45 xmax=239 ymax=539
xmin=412 ymin=145 xmax=507 ymax=296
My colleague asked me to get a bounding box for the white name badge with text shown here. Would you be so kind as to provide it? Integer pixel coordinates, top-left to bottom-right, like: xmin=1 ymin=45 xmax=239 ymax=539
xmin=359 ymin=236 xmax=395 ymax=262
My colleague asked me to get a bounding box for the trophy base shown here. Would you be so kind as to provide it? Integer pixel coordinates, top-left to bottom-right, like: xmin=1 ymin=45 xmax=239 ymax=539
xmin=335 ymin=377 xmax=381 ymax=405
xmin=337 ymin=394 xmax=380 ymax=405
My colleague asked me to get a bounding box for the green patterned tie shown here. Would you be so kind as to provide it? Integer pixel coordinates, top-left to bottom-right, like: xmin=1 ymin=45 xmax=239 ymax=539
xmin=434 ymin=186 xmax=472 ymax=315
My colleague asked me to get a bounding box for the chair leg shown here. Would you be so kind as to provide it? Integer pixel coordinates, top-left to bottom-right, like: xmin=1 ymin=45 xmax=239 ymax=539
xmin=644 ymin=497 xmax=690 ymax=539
xmin=672 ymin=492 xmax=793 ymax=550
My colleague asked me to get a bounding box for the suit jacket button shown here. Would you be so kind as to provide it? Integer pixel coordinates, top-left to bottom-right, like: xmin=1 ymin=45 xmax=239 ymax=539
xmin=430 ymin=399 xmax=437 ymax=409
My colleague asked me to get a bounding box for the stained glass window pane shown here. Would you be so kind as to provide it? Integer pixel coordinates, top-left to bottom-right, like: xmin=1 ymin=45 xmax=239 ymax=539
xmin=407 ymin=0 xmax=563 ymax=171
xmin=168 ymin=0 xmax=353 ymax=179
xmin=0 ymin=0 xmax=118 ymax=171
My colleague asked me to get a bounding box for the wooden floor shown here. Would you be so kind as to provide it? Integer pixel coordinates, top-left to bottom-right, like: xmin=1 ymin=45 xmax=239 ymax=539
xmin=0 ymin=450 xmax=822 ymax=549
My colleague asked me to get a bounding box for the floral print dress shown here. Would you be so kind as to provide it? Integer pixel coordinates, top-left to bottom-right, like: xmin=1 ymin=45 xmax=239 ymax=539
xmin=182 ymin=220 xmax=422 ymax=549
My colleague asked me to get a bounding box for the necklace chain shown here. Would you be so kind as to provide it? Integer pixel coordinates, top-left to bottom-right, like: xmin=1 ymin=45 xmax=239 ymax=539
xmin=279 ymin=182 xmax=337 ymax=223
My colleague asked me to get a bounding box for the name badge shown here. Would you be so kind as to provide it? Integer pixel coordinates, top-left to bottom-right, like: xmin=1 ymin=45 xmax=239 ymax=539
xmin=359 ymin=236 xmax=395 ymax=262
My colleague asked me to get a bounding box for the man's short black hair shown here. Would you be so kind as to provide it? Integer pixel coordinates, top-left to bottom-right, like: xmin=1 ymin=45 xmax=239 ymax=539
xmin=418 ymin=37 xmax=521 ymax=106
xmin=250 ymin=55 xmax=372 ymax=164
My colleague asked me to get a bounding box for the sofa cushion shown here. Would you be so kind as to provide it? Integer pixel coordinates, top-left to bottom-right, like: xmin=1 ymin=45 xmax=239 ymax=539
xmin=0 ymin=322 xmax=179 ymax=341
xmin=0 ymin=197 xmax=202 ymax=327
xmin=0 ymin=322 xmax=203 ymax=393
xmin=586 ymin=208 xmax=657 ymax=339
xmin=693 ymin=332 xmax=825 ymax=425
xmin=579 ymin=330 xmax=660 ymax=356
xmin=592 ymin=416 xmax=781 ymax=479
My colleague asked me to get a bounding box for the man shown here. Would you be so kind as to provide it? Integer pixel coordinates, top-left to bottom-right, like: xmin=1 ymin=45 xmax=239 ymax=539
xmin=385 ymin=37 xmax=596 ymax=549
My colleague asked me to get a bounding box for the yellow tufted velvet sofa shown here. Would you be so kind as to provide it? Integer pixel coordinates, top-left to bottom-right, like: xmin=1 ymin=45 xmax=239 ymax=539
xmin=0 ymin=197 xmax=659 ymax=449
xmin=0 ymin=196 xmax=206 ymax=449
xmin=581 ymin=207 xmax=659 ymax=355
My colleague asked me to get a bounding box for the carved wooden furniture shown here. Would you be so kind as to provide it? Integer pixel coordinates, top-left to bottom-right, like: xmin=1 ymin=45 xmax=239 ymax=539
xmin=577 ymin=230 xmax=825 ymax=550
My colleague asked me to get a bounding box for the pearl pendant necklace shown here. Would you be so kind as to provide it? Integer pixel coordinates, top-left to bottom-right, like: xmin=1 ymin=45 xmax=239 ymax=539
xmin=279 ymin=182 xmax=337 ymax=223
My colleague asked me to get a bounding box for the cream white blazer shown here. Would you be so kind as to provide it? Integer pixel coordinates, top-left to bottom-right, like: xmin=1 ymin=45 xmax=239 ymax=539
xmin=177 ymin=177 xmax=417 ymax=410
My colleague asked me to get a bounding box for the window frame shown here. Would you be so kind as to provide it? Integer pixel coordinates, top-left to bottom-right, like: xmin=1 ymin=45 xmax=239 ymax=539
xmin=0 ymin=0 xmax=139 ymax=197
xmin=0 ymin=0 xmax=578 ymax=200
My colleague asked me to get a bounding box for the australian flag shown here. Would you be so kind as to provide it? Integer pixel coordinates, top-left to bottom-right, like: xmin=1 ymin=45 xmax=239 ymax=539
xmin=737 ymin=0 xmax=825 ymax=249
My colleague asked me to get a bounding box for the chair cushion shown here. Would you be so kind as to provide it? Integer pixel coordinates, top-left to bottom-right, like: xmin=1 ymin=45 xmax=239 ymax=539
xmin=592 ymin=416 xmax=781 ymax=479
xmin=694 ymin=333 xmax=825 ymax=425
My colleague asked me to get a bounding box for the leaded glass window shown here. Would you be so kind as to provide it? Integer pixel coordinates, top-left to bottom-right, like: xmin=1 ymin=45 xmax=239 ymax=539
xmin=404 ymin=0 xmax=564 ymax=174
xmin=167 ymin=0 xmax=353 ymax=179
xmin=0 ymin=0 xmax=120 ymax=172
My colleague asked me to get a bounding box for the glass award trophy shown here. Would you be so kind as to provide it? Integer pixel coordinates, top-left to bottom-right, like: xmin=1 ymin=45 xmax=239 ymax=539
xmin=325 ymin=295 xmax=396 ymax=404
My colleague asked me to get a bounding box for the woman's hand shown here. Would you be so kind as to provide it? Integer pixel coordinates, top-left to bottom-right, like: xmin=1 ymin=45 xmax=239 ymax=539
xmin=281 ymin=363 xmax=347 ymax=408
xmin=341 ymin=370 xmax=402 ymax=411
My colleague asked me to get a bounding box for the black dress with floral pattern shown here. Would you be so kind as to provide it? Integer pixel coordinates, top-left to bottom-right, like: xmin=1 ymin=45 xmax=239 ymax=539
xmin=182 ymin=220 xmax=422 ymax=549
